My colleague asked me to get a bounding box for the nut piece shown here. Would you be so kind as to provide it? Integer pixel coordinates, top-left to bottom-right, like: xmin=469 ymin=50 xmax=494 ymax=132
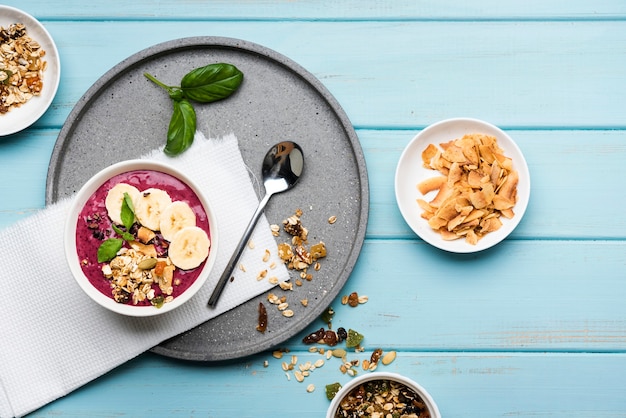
xmin=381 ymin=350 xmax=397 ymax=365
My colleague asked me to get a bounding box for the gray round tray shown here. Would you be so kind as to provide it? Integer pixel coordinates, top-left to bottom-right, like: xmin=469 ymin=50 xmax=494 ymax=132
xmin=46 ymin=37 xmax=368 ymax=361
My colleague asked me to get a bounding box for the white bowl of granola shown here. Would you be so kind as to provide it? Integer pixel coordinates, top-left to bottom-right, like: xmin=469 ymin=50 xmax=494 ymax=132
xmin=0 ymin=6 xmax=60 ymax=136
xmin=65 ymin=160 xmax=218 ymax=317
xmin=327 ymin=371 xmax=441 ymax=418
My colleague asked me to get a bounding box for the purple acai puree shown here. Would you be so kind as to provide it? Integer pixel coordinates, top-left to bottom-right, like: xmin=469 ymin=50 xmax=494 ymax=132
xmin=75 ymin=169 xmax=211 ymax=306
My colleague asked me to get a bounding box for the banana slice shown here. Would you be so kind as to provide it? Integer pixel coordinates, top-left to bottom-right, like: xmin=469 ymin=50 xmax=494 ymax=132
xmin=133 ymin=187 xmax=172 ymax=231
xmin=105 ymin=183 xmax=140 ymax=225
xmin=168 ymin=226 xmax=210 ymax=270
xmin=160 ymin=201 xmax=197 ymax=242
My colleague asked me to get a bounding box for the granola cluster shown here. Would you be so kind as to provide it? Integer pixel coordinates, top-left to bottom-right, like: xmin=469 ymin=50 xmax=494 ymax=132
xmin=101 ymin=243 xmax=176 ymax=306
xmin=0 ymin=23 xmax=46 ymax=114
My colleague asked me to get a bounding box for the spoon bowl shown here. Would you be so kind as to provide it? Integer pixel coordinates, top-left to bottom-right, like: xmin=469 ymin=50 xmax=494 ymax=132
xmin=208 ymin=141 xmax=303 ymax=307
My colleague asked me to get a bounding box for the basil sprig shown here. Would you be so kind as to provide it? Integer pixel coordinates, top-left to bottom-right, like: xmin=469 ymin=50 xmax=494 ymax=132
xmin=144 ymin=63 xmax=244 ymax=156
xmin=97 ymin=192 xmax=136 ymax=263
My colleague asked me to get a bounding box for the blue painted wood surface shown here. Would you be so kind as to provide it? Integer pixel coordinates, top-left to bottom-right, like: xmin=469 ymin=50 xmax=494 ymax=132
xmin=1 ymin=1 xmax=625 ymax=417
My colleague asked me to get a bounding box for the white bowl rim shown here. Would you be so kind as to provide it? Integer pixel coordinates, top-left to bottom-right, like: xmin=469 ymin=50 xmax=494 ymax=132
xmin=64 ymin=159 xmax=218 ymax=317
xmin=0 ymin=5 xmax=61 ymax=136
xmin=326 ymin=371 xmax=441 ymax=418
xmin=394 ymin=117 xmax=531 ymax=253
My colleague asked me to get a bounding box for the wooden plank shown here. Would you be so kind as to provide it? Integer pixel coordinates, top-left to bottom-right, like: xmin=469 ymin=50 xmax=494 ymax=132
xmin=11 ymin=20 xmax=626 ymax=129
xmin=29 ymin=351 xmax=626 ymax=417
xmin=8 ymin=0 xmax=626 ymax=20
xmin=283 ymin=240 xmax=626 ymax=352
xmin=364 ymin=129 xmax=626 ymax=240
xmin=2 ymin=129 xmax=625 ymax=241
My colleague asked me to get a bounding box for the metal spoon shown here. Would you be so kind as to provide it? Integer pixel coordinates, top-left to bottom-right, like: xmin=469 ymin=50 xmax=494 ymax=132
xmin=208 ymin=141 xmax=304 ymax=307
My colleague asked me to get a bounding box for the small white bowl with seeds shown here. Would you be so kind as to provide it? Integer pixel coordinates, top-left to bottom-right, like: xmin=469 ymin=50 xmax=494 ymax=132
xmin=327 ymin=371 xmax=441 ymax=418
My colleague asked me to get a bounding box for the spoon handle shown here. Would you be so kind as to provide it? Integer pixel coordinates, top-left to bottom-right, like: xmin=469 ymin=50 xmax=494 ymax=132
xmin=208 ymin=193 xmax=272 ymax=307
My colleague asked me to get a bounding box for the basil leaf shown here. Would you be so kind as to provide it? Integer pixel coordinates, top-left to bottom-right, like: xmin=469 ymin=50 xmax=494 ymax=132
xmin=164 ymin=98 xmax=196 ymax=156
xmin=180 ymin=63 xmax=243 ymax=103
xmin=112 ymin=224 xmax=134 ymax=242
xmin=120 ymin=192 xmax=135 ymax=231
xmin=97 ymin=238 xmax=123 ymax=263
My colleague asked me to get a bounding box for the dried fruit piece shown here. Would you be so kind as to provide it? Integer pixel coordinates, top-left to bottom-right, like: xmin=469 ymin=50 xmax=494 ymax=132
xmin=345 ymin=329 xmax=364 ymax=348
xmin=256 ymin=302 xmax=267 ymax=333
xmin=325 ymin=382 xmax=342 ymax=400
xmin=302 ymin=327 xmax=325 ymax=344
xmin=323 ymin=330 xmax=338 ymax=347
xmin=347 ymin=291 xmax=359 ymax=307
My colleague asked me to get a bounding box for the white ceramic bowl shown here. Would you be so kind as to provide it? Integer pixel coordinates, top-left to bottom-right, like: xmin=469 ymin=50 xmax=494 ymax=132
xmin=65 ymin=160 xmax=218 ymax=317
xmin=327 ymin=371 xmax=441 ymax=418
xmin=0 ymin=6 xmax=61 ymax=136
xmin=395 ymin=117 xmax=530 ymax=253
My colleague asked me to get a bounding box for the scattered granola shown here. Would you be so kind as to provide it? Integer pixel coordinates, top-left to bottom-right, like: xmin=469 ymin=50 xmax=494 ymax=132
xmin=341 ymin=291 xmax=369 ymax=307
xmin=276 ymin=209 xmax=327 ymax=273
xmin=0 ymin=23 xmax=46 ymax=114
xmin=258 ymin=208 xmax=328 ymax=331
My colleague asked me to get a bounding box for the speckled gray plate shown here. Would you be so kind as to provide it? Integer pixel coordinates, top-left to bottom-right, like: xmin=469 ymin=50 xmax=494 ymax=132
xmin=46 ymin=37 xmax=368 ymax=361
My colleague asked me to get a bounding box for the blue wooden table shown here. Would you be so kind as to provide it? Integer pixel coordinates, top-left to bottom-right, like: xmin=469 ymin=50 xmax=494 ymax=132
xmin=2 ymin=1 xmax=626 ymax=416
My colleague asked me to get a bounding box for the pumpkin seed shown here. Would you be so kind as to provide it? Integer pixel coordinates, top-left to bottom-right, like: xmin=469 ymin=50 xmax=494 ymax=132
xmin=137 ymin=258 xmax=157 ymax=270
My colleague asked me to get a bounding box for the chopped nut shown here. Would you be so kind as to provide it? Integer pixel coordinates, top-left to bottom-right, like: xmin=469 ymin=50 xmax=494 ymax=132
xmin=381 ymin=350 xmax=397 ymax=365
xmin=328 ymin=215 xmax=337 ymax=224
xmin=282 ymin=309 xmax=294 ymax=318
xmin=332 ymin=348 xmax=347 ymax=359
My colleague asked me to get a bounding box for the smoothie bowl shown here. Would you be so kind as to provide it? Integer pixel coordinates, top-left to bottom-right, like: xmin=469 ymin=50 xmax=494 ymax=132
xmin=65 ymin=160 xmax=218 ymax=317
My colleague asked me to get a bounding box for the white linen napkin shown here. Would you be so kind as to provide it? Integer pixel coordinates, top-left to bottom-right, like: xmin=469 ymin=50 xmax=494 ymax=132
xmin=0 ymin=132 xmax=290 ymax=418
